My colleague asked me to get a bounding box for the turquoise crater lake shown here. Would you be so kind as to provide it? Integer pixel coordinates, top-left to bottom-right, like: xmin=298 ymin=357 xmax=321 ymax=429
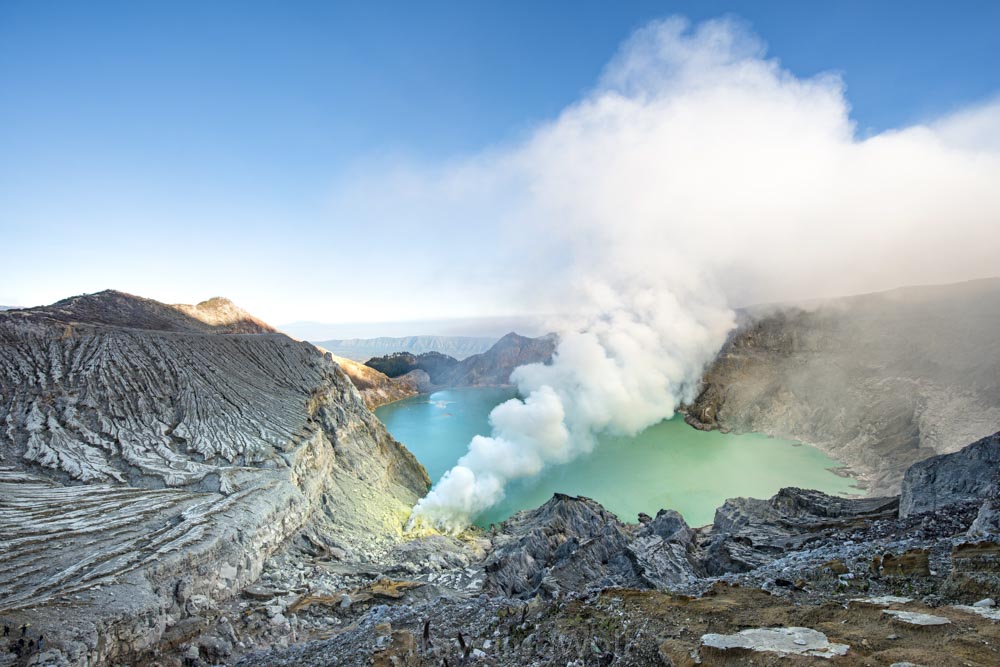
xmin=376 ymin=387 xmax=859 ymax=528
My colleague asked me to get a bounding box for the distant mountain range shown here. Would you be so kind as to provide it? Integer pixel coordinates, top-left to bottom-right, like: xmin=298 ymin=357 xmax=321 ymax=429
xmin=365 ymin=332 xmax=558 ymax=387
xmin=313 ymin=335 xmax=499 ymax=361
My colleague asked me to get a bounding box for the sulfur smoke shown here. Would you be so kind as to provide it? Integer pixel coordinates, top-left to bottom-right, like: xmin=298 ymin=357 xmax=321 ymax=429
xmin=397 ymin=17 xmax=1000 ymax=530
xmin=409 ymin=266 xmax=735 ymax=531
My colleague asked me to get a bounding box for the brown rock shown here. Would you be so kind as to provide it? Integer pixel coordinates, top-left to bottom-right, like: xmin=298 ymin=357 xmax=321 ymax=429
xmin=823 ymin=559 xmax=849 ymax=575
xmin=874 ymin=549 xmax=931 ymax=577
xmin=373 ymin=630 xmax=418 ymax=667
xmin=944 ymin=541 xmax=1000 ymax=599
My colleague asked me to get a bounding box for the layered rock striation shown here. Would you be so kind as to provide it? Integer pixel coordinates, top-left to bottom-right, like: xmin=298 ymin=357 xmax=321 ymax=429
xmin=0 ymin=290 xmax=429 ymax=663
xmin=901 ymin=430 xmax=1000 ymax=517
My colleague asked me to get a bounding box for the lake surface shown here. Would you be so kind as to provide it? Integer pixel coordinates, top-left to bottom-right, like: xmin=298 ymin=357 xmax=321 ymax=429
xmin=376 ymin=387 xmax=859 ymax=527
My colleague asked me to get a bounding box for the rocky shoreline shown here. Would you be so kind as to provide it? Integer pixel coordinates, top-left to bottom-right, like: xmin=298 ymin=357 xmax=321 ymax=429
xmin=215 ymin=433 xmax=1000 ymax=666
xmin=687 ymin=278 xmax=1000 ymax=496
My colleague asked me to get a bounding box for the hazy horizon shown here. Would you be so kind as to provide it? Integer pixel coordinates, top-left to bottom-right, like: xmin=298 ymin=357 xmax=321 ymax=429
xmin=4 ymin=2 xmax=1000 ymax=326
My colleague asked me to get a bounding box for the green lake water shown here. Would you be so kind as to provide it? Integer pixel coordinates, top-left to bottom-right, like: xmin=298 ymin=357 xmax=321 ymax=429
xmin=375 ymin=387 xmax=859 ymax=528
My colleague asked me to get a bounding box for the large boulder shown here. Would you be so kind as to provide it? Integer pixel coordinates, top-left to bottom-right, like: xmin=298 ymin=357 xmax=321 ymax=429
xmin=483 ymin=494 xmax=700 ymax=597
xmin=704 ymin=487 xmax=899 ymax=574
xmin=900 ymin=431 xmax=1000 ymax=518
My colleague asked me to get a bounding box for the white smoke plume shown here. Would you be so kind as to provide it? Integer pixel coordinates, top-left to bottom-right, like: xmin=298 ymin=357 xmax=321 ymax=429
xmin=393 ymin=16 xmax=1000 ymax=530
xmin=410 ymin=266 xmax=735 ymax=531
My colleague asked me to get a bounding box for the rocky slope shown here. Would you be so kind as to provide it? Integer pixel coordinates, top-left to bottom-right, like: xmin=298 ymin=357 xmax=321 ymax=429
xmin=232 ymin=430 xmax=1000 ymax=667
xmin=322 ymin=350 xmax=430 ymax=410
xmin=0 ymin=290 xmax=429 ymax=665
xmin=687 ymin=278 xmax=1000 ymax=494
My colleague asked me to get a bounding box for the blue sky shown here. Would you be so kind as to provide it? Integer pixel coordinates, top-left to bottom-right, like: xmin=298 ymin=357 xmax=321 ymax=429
xmin=2 ymin=1 xmax=999 ymax=326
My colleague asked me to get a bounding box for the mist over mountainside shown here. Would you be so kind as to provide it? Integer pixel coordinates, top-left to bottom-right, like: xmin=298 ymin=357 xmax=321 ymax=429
xmin=315 ymin=335 xmax=498 ymax=361
xmin=688 ymin=277 xmax=1000 ymax=495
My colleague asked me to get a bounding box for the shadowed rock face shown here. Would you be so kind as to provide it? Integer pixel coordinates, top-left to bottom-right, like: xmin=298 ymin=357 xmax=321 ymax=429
xmin=0 ymin=291 xmax=429 ymax=664
xmin=688 ymin=278 xmax=1000 ymax=494
xmin=438 ymin=332 xmax=557 ymax=387
xmin=901 ymin=431 xmax=1000 ymax=517
xmin=483 ymin=494 xmax=703 ymax=598
xmin=704 ymin=488 xmax=901 ymax=574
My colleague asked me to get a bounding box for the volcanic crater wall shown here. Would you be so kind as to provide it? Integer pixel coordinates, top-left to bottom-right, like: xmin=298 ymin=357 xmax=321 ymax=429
xmin=0 ymin=291 xmax=429 ymax=663
xmin=687 ymin=278 xmax=1000 ymax=494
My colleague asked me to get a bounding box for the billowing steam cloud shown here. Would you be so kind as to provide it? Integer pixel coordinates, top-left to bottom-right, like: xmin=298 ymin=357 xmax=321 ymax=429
xmin=410 ymin=267 xmax=735 ymax=531
xmin=394 ymin=17 xmax=1000 ymax=530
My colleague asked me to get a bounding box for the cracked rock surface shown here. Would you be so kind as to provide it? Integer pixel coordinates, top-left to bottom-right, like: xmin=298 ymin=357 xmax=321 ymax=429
xmin=0 ymin=291 xmax=429 ymax=664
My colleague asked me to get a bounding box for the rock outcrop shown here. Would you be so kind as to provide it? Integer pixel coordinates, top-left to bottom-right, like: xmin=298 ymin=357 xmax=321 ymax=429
xmin=484 ymin=494 xmax=638 ymax=597
xmin=688 ymin=278 xmax=1000 ymax=494
xmin=320 ymin=350 xmax=429 ymax=410
xmin=234 ymin=430 xmax=1000 ymax=667
xmin=703 ymin=487 xmax=900 ymax=574
xmin=483 ymin=494 xmax=700 ymax=598
xmin=900 ymin=431 xmax=1000 ymax=517
xmin=0 ymin=290 xmax=429 ymax=664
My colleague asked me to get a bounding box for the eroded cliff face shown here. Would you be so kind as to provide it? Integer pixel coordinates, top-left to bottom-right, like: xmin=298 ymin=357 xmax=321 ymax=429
xmin=321 ymin=350 xmax=429 ymax=410
xmin=687 ymin=278 xmax=1000 ymax=494
xmin=0 ymin=290 xmax=429 ymax=664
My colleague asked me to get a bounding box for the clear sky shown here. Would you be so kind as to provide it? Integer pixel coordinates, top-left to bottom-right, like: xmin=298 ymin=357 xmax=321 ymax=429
xmin=2 ymin=1 xmax=999 ymax=326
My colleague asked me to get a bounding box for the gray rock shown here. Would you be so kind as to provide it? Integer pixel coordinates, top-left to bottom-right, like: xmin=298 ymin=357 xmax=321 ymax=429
xmin=701 ymin=627 xmax=849 ymax=658
xmin=900 ymin=431 xmax=1000 ymax=517
xmin=703 ymin=487 xmax=898 ymax=574
xmin=482 ymin=494 xmax=699 ymax=598
xmin=882 ymin=610 xmax=951 ymax=626
xmin=951 ymin=605 xmax=1000 ymax=621
xmin=0 ymin=290 xmax=430 ymax=665
xmin=851 ymin=596 xmax=913 ymax=606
